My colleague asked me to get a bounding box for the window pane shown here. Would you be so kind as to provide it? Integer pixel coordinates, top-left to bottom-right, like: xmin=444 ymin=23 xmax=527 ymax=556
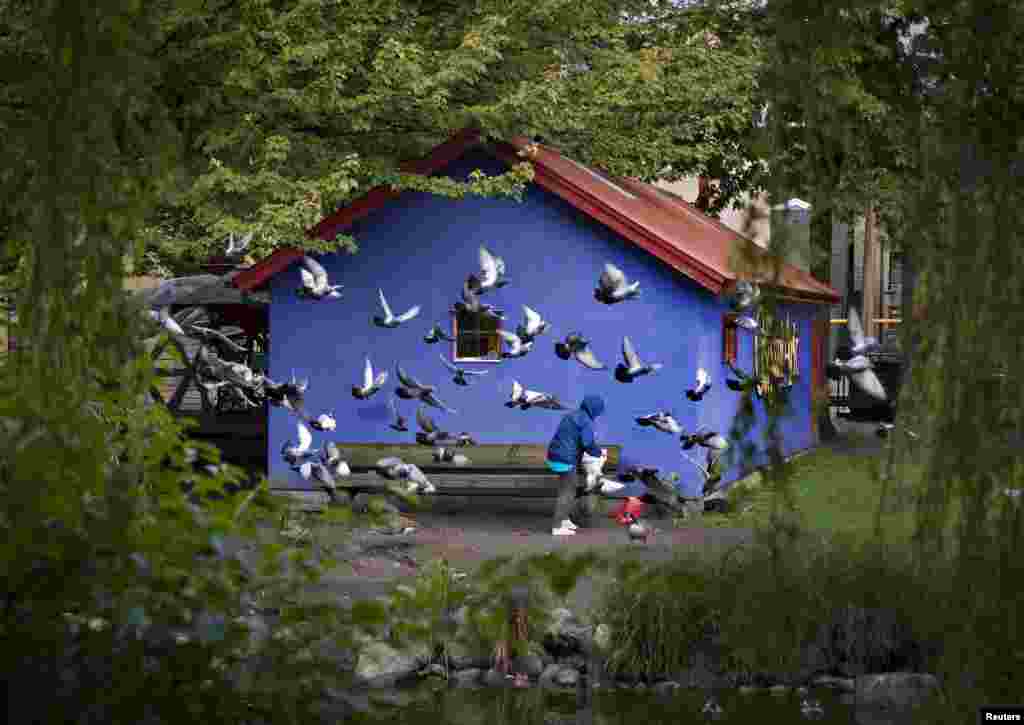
xmin=457 ymin=334 xmax=483 ymax=359
xmin=478 ymin=314 xmax=499 ymax=333
xmin=482 ymin=333 xmax=501 ymax=358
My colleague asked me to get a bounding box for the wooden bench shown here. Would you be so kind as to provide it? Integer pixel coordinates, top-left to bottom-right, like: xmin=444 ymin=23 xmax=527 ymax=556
xmin=271 ymin=443 xmax=621 ymax=503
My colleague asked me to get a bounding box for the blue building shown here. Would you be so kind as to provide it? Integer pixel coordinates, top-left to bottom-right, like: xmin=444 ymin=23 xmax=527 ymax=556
xmin=233 ymin=129 xmax=839 ymax=497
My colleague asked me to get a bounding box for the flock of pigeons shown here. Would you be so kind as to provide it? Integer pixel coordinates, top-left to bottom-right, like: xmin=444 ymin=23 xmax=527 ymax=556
xmin=259 ymin=245 xmax=788 ymax=521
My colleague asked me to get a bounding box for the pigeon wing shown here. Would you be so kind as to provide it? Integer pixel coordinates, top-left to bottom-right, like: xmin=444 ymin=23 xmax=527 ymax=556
xmin=363 ymin=357 xmax=375 ymax=389
xmin=622 ymin=336 xmax=640 ymax=369
xmin=298 ymin=267 xmax=315 ymax=290
xmin=296 ymin=420 xmax=313 ymax=453
xmin=396 ymin=364 xmax=423 ymax=390
xmin=377 ymin=288 xmax=392 ymax=319
xmin=574 ymin=347 xmax=606 ymax=370
xmin=395 ymin=305 xmax=420 ymax=323
xmin=301 ymin=256 xmax=328 ymax=288
xmin=417 ymin=406 xmax=437 ymax=433
xmin=522 ymin=305 xmax=541 ymax=330
xmin=478 ymin=246 xmax=498 ymax=286
xmin=599 ymin=263 xmax=625 ymax=291
xmin=497 ymin=329 xmax=521 ymax=354
xmin=697 ymin=367 xmax=709 ymax=387
xmin=439 ymin=354 xmax=460 ymax=374
xmin=511 ymin=380 xmax=523 ymax=401
xmin=852 ymin=368 xmax=887 ymax=401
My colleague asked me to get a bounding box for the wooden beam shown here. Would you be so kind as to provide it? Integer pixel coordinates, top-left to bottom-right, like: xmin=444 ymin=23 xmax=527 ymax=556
xmin=320 ymin=443 xmax=621 ymax=471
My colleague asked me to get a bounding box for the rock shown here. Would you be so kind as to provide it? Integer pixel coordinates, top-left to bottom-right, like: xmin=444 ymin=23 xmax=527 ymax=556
xmin=633 ymin=682 xmax=647 ymax=691
xmin=351 ymin=494 xmax=371 ymax=513
xmin=593 ymin=623 xmax=612 ymax=652
xmin=855 ymin=672 xmax=943 ymax=709
xmin=816 ymin=605 xmax=923 ymax=678
xmin=419 ymin=663 xmax=446 ymax=678
xmin=558 ymin=653 xmax=587 ymax=673
xmin=653 ymin=680 xmax=681 ymax=696
xmin=553 ymin=666 xmax=580 ymax=688
xmin=482 ymin=668 xmax=508 ymax=687
xmin=769 ymin=684 xmax=790 ymax=695
xmin=354 ymin=640 xmax=428 ymax=687
xmin=812 ymin=675 xmax=856 ymax=693
xmin=510 ymin=654 xmax=545 ymax=678
xmin=543 ymin=608 xmax=593 ymax=657
xmin=453 ymin=668 xmax=483 ymax=687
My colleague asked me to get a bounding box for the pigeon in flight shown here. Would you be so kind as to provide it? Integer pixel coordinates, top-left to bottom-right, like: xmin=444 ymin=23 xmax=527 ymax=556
xmin=635 ymin=411 xmax=683 ymax=435
xmin=297 ymin=256 xmax=343 ymax=300
xmin=320 ymin=441 xmax=352 ymax=480
xmin=516 ymin=305 xmax=549 ymax=342
xmin=846 ymin=307 xmax=880 ymax=356
xmin=686 ymin=367 xmax=712 ymax=401
xmin=353 ymin=357 xmax=388 ymax=399
xmin=733 ymin=314 xmax=760 ymax=334
xmin=424 ymin=324 xmax=455 ymax=344
xmin=415 ymin=406 xmax=452 ymax=446
xmin=506 ymin=380 xmax=568 ymax=411
xmin=452 ymin=432 xmax=477 ymax=447
xmin=433 ymin=447 xmax=471 ymax=466
xmin=263 ymin=373 xmax=307 ymax=413
xmin=729 ymin=280 xmax=761 ymax=312
xmin=439 ymin=354 xmax=490 ymax=386
xmin=395 ymin=363 xmax=435 ymax=399
xmin=224 ymin=230 xmax=254 ymax=259
xmin=832 ymin=355 xmax=887 ymax=401
xmin=305 ymin=411 xmax=337 ymax=432
xmin=682 ymin=449 xmax=724 ymax=496
xmin=497 ymin=330 xmax=532 ymax=358
xmin=388 ymin=397 xmax=409 ymax=432
xmin=373 ymin=288 xmax=420 ymax=328
xmin=281 ymin=419 xmax=319 ymax=466
xmin=148 ymin=307 xmax=186 ymax=337
xmin=680 ymin=426 xmax=728 ymax=454
xmin=614 ymin=336 xmax=663 ymax=382
xmin=554 ymin=332 xmax=605 ymax=370
xmin=420 ymin=390 xmax=457 ymax=414
xmin=294 ymin=460 xmax=341 ymax=501
xmin=594 ymin=263 xmax=640 ymax=304
xmin=467 ymin=245 xmax=509 ymax=294
xmin=724 ymin=361 xmax=759 ymax=395
xmin=455 ymin=276 xmax=504 ymax=319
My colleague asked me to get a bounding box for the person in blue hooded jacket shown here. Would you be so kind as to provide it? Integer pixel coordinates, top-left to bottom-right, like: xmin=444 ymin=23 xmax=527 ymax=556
xmin=546 ymin=394 xmax=605 ymax=535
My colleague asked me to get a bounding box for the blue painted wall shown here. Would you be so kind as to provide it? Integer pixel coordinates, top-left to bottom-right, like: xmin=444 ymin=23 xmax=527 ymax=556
xmin=268 ymin=148 xmax=819 ymax=497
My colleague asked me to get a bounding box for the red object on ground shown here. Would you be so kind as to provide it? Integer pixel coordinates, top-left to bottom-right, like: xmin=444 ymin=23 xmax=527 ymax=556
xmin=609 ymin=497 xmax=645 ymax=525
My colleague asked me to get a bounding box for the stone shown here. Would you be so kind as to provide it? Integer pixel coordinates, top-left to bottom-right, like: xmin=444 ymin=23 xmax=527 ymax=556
xmin=510 ymin=654 xmax=545 ymax=678
xmin=482 ymin=668 xmax=508 ymax=687
xmin=769 ymin=684 xmax=790 ymax=695
xmin=453 ymin=667 xmax=483 ymax=687
xmin=419 ymin=663 xmax=446 ymax=678
xmin=653 ymin=680 xmax=681 ymax=696
xmin=854 ymin=672 xmax=943 ymax=709
xmin=553 ymin=666 xmax=580 ymax=688
xmin=354 ymin=640 xmax=428 ymax=687
xmin=812 ymin=675 xmax=856 ymax=693
xmin=559 ymin=653 xmax=587 ymax=673
xmin=543 ymin=608 xmax=594 ymax=657
xmin=445 ymin=640 xmax=489 ymax=671
xmin=592 ymin=623 xmax=612 ymax=652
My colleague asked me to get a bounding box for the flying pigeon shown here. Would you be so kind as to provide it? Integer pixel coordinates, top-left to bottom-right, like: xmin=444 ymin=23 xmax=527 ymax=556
xmin=225 ymin=230 xmax=254 ymax=258
xmin=686 ymin=367 xmax=712 ymax=401
xmin=297 ymin=256 xmax=343 ymax=300
xmin=846 ymin=307 xmax=880 ymax=356
xmin=306 ymin=411 xmax=337 ymax=432
xmin=733 ymin=315 xmax=760 ymax=334
xmin=452 ymin=432 xmax=477 ymax=447
xmin=497 ymin=330 xmax=532 ymax=358
xmin=415 ymin=406 xmax=451 ymax=446
xmin=373 ymin=288 xmax=420 ymax=328
xmin=554 ymin=332 xmax=605 ymax=370
xmin=832 ymin=355 xmax=887 ymax=401
xmin=281 ymin=419 xmax=318 ymax=466
xmin=455 ymin=276 xmax=504 ymax=319
xmin=353 ymin=357 xmax=388 ymax=399
xmin=467 ymin=245 xmax=509 ymax=294
xmin=635 ymin=411 xmax=683 ymax=435
xmin=516 ymin=305 xmax=549 ymax=342
xmin=388 ymin=397 xmax=409 ymax=432
xmin=439 ymin=354 xmax=490 ymax=385
xmin=320 ymin=441 xmax=352 ymax=479
xmin=680 ymin=426 xmax=728 ymax=454
xmin=433 ymin=447 xmax=471 ymax=466
xmin=506 ymin=380 xmax=569 ymax=410
xmin=294 ymin=460 xmax=341 ymax=501
xmin=394 ymin=363 xmax=435 ymax=399
xmin=724 ymin=361 xmax=759 ymax=395
xmin=614 ymin=336 xmax=663 ymax=382
xmin=594 ymin=263 xmax=640 ymax=304
xmin=420 ymin=390 xmax=458 ymax=414
xmin=424 ymin=324 xmax=455 ymax=344
xmin=682 ymin=450 xmax=724 ymax=496
xmin=729 ymin=280 xmax=761 ymax=312
xmin=263 ymin=373 xmax=307 ymax=412
xmin=147 ymin=307 xmax=186 ymax=336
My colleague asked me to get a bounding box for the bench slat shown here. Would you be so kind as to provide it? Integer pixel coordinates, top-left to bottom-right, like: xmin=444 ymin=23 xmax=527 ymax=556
xmin=327 ymin=443 xmax=621 ymax=471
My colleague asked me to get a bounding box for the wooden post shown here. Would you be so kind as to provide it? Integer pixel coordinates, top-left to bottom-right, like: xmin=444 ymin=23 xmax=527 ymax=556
xmin=861 ymin=205 xmax=882 ymax=341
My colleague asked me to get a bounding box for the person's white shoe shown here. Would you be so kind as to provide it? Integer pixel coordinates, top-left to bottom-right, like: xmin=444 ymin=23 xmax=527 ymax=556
xmin=552 ymin=519 xmax=577 ymax=535
xmin=598 ymin=478 xmax=625 ymax=495
xmin=564 ymin=519 xmax=579 ymax=530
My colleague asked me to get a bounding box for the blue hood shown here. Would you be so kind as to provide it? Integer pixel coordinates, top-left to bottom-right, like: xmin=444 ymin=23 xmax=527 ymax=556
xmin=580 ymin=395 xmax=605 ymax=420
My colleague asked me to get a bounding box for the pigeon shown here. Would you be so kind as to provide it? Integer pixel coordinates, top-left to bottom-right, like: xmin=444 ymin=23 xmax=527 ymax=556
xmin=306 ymin=411 xmax=337 ymax=432
xmin=263 ymin=372 xmax=307 ymax=412
xmin=388 ymin=397 xmax=409 ymax=432
xmin=621 ymin=511 xmax=650 ymax=543
xmin=682 ymin=450 xmax=724 ymax=496
xmin=420 ymin=390 xmax=458 ymax=414
xmin=596 ymin=478 xmax=626 ymax=495
xmin=680 ymin=426 xmax=728 ymax=456
xmin=701 ymin=697 xmax=724 ymax=719
xmin=374 ymin=457 xmax=435 ymax=495
xmin=686 ymin=367 xmax=712 ymax=401
xmin=466 ymin=245 xmax=509 ymax=294
xmin=832 ymin=355 xmax=887 ymax=401
xmin=729 ymin=280 xmax=761 ymax=312
xmin=439 ymin=354 xmax=490 ymax=385
xmin=453 ymin=432 xmax=477 ymax=446
xmin=415 ymin=406 xmax=452 ymax=446
xmin=799 ymin=698 xmax=824 ymax=720
xmin=433 ymin=447 xmax=471 ymax=466
xmin=554 ymin=333 xmax=605 ymax=370
xmin=424 ymin=324 xmax=455 ymax=344
xmin=184 ymin=323 xmax=248 ymax=355
xmin=846 ymin=306 xmax=880 ymax=356
xmin=614 ymin=336 xmax=663 ymax=382
xmin=224 ymin=230 xmax=254 ymax=259
xmin=733 ymin=315 xmax=760 ymax=333
xmin=636 ymin=411 xmax=683 ymax=435
xmin=506 ymin=380 xmax=569 ymax=410
xmin=455 ymin=275 xmax=505 ymax=318
xmin=353 ymin=357 xmax=388 ymax=399
xmin=297 ymin=256 xmax=343 ymax=300
xmin=281 ymin=419 xmax=318 ymax=466
xmin=580 ymin=449 xmax=608 ymax=491
xmin=395 ymin=363 xmax=435 ymax=399
xmin=294 ymin=460 xmax=341 ymax=501
xmin=320 ymin=441 xmax=351 ymax=479
xmin=515 ymin=305 xmax=549 ymax=341
xmin=373 ymin=288 xmax=420 ymax=328
xmin=594 ymin=263 xmax=640 ymax=304
xmin=148 ymin=307 xmax=186 ymax=336
xmin=497 ymin=330 xmax=532 ymax=358
xmin=724 ymin=361 xmax=758 ymax=395
xmin=876 ymin=422 xmax=919 ymax=440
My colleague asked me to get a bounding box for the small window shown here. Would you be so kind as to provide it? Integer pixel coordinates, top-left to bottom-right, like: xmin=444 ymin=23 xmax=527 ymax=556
xmin=453 ymin=309 xmax=503 ymax=362
xmin=722 ymin=313 xmax=738 ymax=364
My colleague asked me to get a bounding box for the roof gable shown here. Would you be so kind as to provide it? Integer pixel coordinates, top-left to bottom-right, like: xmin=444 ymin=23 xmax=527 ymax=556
xmin=232 ymin=129 xmax=839 ymax=304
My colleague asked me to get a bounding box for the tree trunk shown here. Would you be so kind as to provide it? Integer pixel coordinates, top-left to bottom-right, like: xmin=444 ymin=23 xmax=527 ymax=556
xmin=861 ymin=204 xmax=882 ymax=341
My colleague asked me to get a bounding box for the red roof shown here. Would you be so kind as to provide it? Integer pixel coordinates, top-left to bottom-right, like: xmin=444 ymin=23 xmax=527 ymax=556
xmin=232 ymin=129 xmax=839 ymax=304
